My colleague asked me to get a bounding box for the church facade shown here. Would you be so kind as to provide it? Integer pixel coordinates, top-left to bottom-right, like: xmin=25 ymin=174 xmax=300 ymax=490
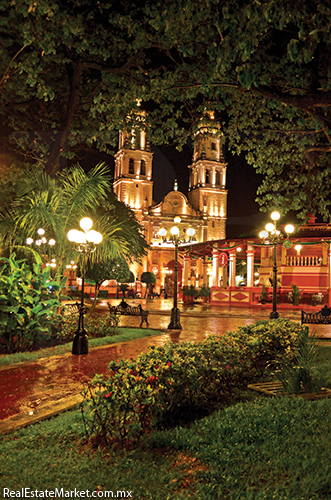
xmin=113 ymin=111 xmax=227 ymax=294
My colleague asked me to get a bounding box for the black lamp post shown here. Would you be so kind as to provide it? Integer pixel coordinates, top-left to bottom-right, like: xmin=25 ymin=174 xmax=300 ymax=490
xmin=259 ymin=212 xmax=294 ymax=319
xmin=159 ymin=217 xmax=195 ymax=330
xmin=67 ymin=217 xmax=102 ymax=355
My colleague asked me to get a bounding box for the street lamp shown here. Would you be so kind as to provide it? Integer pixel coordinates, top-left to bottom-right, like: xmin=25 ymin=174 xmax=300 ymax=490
xmin=67 ymin=217 xmax=102 ymax=355
xmin=159 ymin=217 xmax=195 ymax=329
xmin=259 ymin=211 xmax=294 ymax=319
xmin=26 ymin=228 xmax=56 ymax=262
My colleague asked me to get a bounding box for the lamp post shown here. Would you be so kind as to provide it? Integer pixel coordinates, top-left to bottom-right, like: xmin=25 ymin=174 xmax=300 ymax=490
xmin=26 ymin=228 xmax=56 ymax=263
xmin=159 ymin=217 xmax=195 ymax=330
xmin=259 ymin=211 xmax=294 ymax=319
xmin=67 ymin=217 xmax=102 ymax=355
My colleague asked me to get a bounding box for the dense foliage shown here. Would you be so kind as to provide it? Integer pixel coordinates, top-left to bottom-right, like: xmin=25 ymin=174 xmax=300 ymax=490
xmin=82 ymin=318 xmax=305 ymax=445
xmin=1 ymin=1 xmax=331 ymax=218
xmin=0 ymin=163 xmax=148 ymax=274
xmin=0 ymin=253 xmax=65 ymax=352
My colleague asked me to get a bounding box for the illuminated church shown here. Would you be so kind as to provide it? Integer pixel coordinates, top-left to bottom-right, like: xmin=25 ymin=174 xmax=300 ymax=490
xmin=113 ymin=111 xmax=228 ymax=293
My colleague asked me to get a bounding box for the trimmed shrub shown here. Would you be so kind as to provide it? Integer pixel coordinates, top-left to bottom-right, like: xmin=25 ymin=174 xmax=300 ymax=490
xmin=56 ymin=312 xmax=119 ymax=342
xmin=82 ymin=318 xmax=306 ymax=446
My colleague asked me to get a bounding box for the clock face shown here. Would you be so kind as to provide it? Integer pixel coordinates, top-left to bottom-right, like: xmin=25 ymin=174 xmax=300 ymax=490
xmin=283 ymin=239 xmax=293 ymax=249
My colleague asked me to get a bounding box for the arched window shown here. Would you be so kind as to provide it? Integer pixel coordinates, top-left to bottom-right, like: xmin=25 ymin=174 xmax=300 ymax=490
xmin=205 ymin=169 xmax=210 ymax=184
xmin=129 ymin=158 xmax=135 ymax=174
xmin=140 ymin=159 xmax=146 ymax=176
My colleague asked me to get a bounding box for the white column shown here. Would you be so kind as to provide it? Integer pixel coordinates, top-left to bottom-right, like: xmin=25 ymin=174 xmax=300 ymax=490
xmin=203 ymin=257 xmax=208 ymax=286
xmin=212 ymin=167 xmax=216 ymax=186
xmin=212 ymin=246 xmax=219 ymax=287
xmin=183 ymin=255 xmax=190 ymax=287
xmin=246 ymin=245 xmax=255 ymax=287
xmin=229 ymin=251 xmax=236 ymax=287
xmin=221 ymin=167 xmax=226 ymax=188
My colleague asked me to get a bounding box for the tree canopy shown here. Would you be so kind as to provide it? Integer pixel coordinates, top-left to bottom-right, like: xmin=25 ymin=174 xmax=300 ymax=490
xmin=2 ymin=1 xmax=331 ymax=219
xmin=0 ymin=163 xmax=148 ymax=274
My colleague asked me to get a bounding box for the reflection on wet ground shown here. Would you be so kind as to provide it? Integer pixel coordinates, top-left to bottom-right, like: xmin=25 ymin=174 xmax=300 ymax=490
xmin=1 ymin=300 xmax=330 ymax=430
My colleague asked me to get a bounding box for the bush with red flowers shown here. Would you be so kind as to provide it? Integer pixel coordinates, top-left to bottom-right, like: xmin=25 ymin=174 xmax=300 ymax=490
xmin=82 ymin=318 xmax=305 ymax=446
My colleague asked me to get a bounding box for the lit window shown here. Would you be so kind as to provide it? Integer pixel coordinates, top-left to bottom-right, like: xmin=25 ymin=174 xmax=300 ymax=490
xmin=129 ymin=158 xmax=134 ymax=174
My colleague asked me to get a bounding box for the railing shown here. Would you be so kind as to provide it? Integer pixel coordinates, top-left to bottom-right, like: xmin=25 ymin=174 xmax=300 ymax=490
xmin=285 ymin=256 xmax=321 ymax=267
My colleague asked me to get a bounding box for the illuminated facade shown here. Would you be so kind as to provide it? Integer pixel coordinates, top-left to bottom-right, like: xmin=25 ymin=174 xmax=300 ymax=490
xmin=113 ymin=111 xmax=227 ymax=293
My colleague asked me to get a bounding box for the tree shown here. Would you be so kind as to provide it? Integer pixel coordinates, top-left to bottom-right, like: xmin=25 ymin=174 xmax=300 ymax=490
xmin=124 ymin=0 xmax=331 ymax=220
xmin=3 ymin=1 xmax=331 ymax=219
xmin=0 ymin=0 xmax=151 ymax=175
xmin=85 ymin=256 xmax=132 ymax=313
xmin=140 ymin=271 xmax=156 ymax=298
xmin=0 ymin=162 xmax=147 ymax=274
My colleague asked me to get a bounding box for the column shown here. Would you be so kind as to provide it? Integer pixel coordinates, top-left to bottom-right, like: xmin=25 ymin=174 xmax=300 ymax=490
xmin=246 ymin=245 xmax=255 ymax=287
xmin=229 ymin=250 xmax=236 ymax=287
xmin=183 ymin=255 xmax=190 ymax=287
xmin=328 ymin=244 xmax=331 ymax=307
xmin=281 ymin=245 xmax=286 ymax=266
xmin=212 ymin=167 xmax=216 ymax=186
xmin=221 ymin=167 xmax=226 ymax=188
xmin=212 ymin=246 xmax=219 ymax=287
xmin=203 ymin=256 xmax=208 ymax=286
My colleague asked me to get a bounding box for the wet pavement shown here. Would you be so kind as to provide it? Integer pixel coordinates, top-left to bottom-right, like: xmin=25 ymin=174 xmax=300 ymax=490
xmin=1 ymin=299 xmax=330 ymax=434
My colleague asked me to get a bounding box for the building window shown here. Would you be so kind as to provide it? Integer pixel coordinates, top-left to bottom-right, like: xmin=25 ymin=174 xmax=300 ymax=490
xmin=129 ymin=158 xmax=134 ymax=174
xmin=205 ymin=169 xmax=210 ymax=184
xmin=140 ymin=159 xmax=146 ymax=176
xmin=215 ymin=171 xmax=221 ymax=185
xmin=211 ymin=142 xmax=216 ymax=151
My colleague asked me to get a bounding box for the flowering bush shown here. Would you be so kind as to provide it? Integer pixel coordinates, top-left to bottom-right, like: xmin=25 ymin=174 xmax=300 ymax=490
xmin=82 ymin=318 xmax=306 ymax=446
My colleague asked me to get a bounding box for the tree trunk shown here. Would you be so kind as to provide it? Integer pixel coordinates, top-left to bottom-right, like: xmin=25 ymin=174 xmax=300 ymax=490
xmin=45 ymin=63 xmax=83 ymax=176
xmin=90 ymin=283 xmax=101 ymax=315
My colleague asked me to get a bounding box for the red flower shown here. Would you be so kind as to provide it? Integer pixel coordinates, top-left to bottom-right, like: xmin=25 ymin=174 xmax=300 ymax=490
xmin=225 ymin=364 xmax=230 ymax=370
xmin=135 ymin=376 xmax=140 ymax=381
xmin=105 ymin=392 xmax=113 ymax=398
xmin=155 ymin=365 xmax=159 ymax=369
xmin=146 ymin=375 xmax=156 ymax=384
xmin=130 ymin=369 xmax=136 ymax=376
xmin=167 ymin=361 xmax=172 ymax=366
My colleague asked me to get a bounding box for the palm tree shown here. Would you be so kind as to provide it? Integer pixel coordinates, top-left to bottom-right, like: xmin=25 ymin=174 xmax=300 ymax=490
xmin=0 ymin=162 xmax=139 ymax=275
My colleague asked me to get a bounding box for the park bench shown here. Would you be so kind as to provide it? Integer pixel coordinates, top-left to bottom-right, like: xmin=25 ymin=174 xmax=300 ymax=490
xmin=60 ymin=302 xmax=81 ymax=317
xmin=301 ymin=306 xmax=331 ymax=325
xmin=108 ymin=302 xmax=149 ymax=327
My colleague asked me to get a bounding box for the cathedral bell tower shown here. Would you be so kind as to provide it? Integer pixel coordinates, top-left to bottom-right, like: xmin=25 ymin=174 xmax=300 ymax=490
xmin=113 ymin=107 xmax=153 ymax=222
xmin=187 ymin=111 xmax=227 ymax=240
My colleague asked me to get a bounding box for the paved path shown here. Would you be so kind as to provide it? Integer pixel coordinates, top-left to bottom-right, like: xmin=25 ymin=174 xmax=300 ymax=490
xmin=1 ymin=299 xmax=330 ymax=434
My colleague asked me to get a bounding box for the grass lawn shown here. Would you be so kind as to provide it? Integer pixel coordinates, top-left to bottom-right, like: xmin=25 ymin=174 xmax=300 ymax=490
xmin=1 ymin=395 xmax=331 ymax=499
xmin=1 ymin=345 xmax=331 ymax=499
xmin=0 ymin=327 xmax=165 ymax=367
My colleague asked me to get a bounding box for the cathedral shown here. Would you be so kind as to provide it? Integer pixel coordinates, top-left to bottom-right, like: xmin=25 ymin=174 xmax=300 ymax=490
xmin=113 ymin=111 xmax=228 ymax=294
